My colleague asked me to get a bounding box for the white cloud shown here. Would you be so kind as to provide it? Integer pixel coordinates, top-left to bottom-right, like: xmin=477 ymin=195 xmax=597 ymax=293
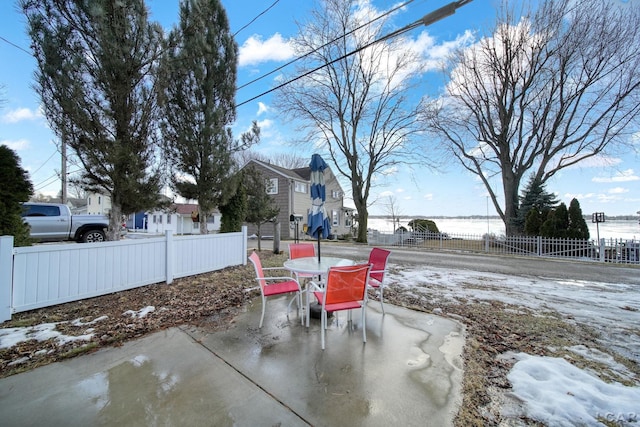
xmin=257 ymin=102 xmax=268 ymax=116
xmin=379 ymin=190 xmax=394 ymax=197
xmin=563 ymin=192 xmax=596 ymax=200
xmin=423 ymin=193 xmax=433 ymax=200
xmin=238 ymin=33 xmax=294 ymax=67
xmin=1 ymin=139 xmax=30 ymax=151
xmin=592 ymin=169 xmax=639 ymax=183
xmin=2 ymin=107 xmax=41 ymax=123
xmin=608 ymin=187 xmax=628 ymax=194
xmin=381 ymin=166 xmax=398 ymax=176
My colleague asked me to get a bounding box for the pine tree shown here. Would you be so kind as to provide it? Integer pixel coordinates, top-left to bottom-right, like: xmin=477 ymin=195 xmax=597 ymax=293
xmin=0 ymin=146 xmax=33 ymax=246
xmin=23 ymin=0 xmax=165 ymax=240
xmin=158 ymin=0 xmax=239 ymax=234
xmin=523 ymin=208 xmax=543 ymax=236
xmin=540 ymin=202 xmax=569 ymax=238
xmin=219 ymin=180 xmax=247 ymax=233
xmin=516 ymin=175 xmax=559 ymax=234
xmin=244 ymin=167 xmax=279 ymax=252
xmin=567 ymin=198 xmax=590 ymax=239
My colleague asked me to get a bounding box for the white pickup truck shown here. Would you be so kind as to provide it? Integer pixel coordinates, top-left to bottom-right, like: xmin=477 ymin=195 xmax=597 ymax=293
xmin=21 ymin=202 xmax=110 ymax=243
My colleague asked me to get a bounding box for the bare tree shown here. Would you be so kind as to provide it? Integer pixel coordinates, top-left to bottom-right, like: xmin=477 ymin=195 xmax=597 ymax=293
xmin=382 ymin=195 xmax=403 ymax=233
xmin=274 ymin=0 xmax=427 ymax=243
xmin=236 ymin=150 xmax=307 ymax=170
xmin=423 ymin=0 xmax=640 ymax=235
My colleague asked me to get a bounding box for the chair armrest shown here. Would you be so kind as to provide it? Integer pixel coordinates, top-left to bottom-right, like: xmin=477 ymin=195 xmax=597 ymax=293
xmin=257 ymin=276 xmax=301 ymax=283
xmin=306 ymin=281 xmax=324 ymax=292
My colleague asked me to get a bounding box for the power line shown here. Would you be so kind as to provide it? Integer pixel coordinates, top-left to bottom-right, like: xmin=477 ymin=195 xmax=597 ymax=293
xmin=236 ymin=0 xmax=473 ymax=108
xmin=0 ymin=35 xmax=31 ymax=55
xmin=236 ymin=0 xmax=417 ymax=92
xmin=30 ymin=149 xmax=59 ymax=175
xmin=233 ymin=0 xmax=280 ymax=37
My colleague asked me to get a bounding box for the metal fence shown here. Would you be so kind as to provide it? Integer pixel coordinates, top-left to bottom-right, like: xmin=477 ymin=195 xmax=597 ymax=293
xmin=0 ymin=228 xmax=248 ymax=322
xmin=368 ymin=230 xmax=639 ymax=265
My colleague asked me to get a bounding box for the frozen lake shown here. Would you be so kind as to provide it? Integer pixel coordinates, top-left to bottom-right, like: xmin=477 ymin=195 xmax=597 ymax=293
xmin=368 ymin=217 xmax=640 ymax=241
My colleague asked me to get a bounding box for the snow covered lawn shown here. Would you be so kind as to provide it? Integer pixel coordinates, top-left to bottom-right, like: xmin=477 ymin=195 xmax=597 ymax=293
xmin=387 ymin=265 xmax=640 ymax=426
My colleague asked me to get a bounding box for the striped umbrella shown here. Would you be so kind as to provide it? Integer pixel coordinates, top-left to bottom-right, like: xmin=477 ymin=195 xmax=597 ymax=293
xmin=307 ymin=154 xmax=331 ymax=261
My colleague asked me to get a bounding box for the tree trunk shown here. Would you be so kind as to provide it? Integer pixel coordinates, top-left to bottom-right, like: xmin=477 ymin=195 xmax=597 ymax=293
xmin=107 ymin=204 xmax=122 ymax=241
xmin=273 ymin=222 xmax=280 ymax=254
xmin=355 ymin=204 xmax=368 ymax=243
xmin=502 ymin=173 xmax=520 ymax=236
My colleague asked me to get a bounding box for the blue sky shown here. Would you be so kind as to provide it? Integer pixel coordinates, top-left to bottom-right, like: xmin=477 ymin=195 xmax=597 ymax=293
xmin=1 ymin=0 xmax=639 ymax=217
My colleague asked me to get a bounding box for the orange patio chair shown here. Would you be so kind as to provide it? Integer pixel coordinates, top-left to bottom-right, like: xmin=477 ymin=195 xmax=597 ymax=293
xmin=308 ymin=263 xmax=371 ymax=350
xmin=248 ymin=251 xmax=302 ymax=328
xmin=366 ymin=247 xmax=391 ymax=314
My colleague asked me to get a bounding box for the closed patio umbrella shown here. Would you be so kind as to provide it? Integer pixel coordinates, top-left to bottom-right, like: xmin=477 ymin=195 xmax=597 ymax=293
xmin=307 ymin=154 xmax=331 ymax=262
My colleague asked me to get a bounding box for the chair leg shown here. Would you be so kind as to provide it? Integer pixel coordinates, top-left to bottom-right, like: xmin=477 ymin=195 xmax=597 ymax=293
xmin=362 ymin=305 xmax=367 ymax=343
xmin=321 ymin=308 xmax=326 ymax=350
xmin=259 ymin=296 xmax=266 ymax=329
xmin=379 ymin=285 xmax=385 ymax=315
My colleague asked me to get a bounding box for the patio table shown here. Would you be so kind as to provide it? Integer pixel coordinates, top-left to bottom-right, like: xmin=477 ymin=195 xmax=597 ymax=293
xmin=283 ymin=256 xmax=354 ymax=326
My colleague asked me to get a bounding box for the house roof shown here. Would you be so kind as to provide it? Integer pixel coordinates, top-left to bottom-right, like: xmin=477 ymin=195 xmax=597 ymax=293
xmin=246 ymin=159 xmax=309 ymax=181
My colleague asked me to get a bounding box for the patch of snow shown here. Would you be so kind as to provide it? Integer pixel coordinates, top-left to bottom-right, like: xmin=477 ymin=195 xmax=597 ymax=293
xmin=0 ymin=322 xmax=94 ymax=349
xmin=123 ymin=306 xmax=155 ymax=319
xmin=71 ymin=315 xmax=109 ymax=327
xmin=507 ymin=353 xmax=640 ymax=426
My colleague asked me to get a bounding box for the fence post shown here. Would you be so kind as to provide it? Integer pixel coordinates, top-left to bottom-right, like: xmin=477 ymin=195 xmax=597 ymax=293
xmin=537 ymin=236 xmax=542 ymax=257
xmin=599 ymin=238 xmax=605 ymax=263
xmin=0 ymin=236 xmax=14 ymax=322
xmin=242 ymin=226 xmax=248 ymax=265
xmin=165 ymin=231 xmax=174 ymax=285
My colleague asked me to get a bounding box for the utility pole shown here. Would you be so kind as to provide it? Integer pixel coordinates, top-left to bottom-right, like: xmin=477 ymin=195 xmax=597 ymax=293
xmin=60 ymin=138 xmax=67 ymax=204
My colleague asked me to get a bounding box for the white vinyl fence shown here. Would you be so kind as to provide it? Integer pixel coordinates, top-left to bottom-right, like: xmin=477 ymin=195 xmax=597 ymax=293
xmin=368 ymin=230 xmax=640 ymax=265
xmin=0 ymin=227 xmax=247 ymax=322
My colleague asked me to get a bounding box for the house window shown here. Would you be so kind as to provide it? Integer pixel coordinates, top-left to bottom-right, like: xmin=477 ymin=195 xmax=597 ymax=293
xmin=266 ymin=178 xmax=278 ymax=195
xmin=88 ymin=197 xmax=91 ymax=205
xmin=295 ymin=181 xmax=307 ymax=193
xmin=332 ymin=190 xmax=342 ymax=199
xmin=167 ymin=215 xmax=171 ymax=224
xmin=158 ymin=215 xmax=163 ymax=224
xmin=98 ymin=196 xmax=102 ymax=205
xmin=332 ymin=210 xmax=338 ymax=226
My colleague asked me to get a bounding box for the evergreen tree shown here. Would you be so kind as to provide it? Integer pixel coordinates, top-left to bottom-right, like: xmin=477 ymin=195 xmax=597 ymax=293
xmin=244 ymin=167 xmax=279 ymax=251
xmin=516 ymin=175 xmax=559 ymax=234
xmin=158 ymin=0 xmax=241 ymax=234
xmin=22 ymin=0 xmax=165 ymax=240
xmin=567 ymin=198 xmax=590 ymax=239
xmin=0 ymin=146 xmax=33 ymax=246
xmin=523 ymin=208 xmax=543 ymax=236
xmin=540 ymin=203 xmax=569 ymax=238
xmin=219 ymin=179 xmax=246 ymax=233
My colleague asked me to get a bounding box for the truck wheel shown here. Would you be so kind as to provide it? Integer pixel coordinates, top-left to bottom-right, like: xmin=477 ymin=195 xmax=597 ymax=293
xmin=82 ymin=230 xmax=106 ymax=243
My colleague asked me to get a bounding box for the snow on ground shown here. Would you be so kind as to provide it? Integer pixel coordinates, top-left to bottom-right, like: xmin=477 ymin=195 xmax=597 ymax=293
xmin=387 ymin=265 xmax=640 ymax=426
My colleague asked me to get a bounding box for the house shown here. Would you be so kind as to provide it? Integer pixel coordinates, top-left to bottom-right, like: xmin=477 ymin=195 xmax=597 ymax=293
xmin=86 ymin=193 xmax=111 ymax=215
xmin=242 ymin=159 xmax=354 ymax=240
xmin=128 ymin=203 xmax=221 ymax=235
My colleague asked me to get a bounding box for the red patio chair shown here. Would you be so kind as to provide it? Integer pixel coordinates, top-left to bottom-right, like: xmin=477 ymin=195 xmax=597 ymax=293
xmin=248 ymin=251 xmax=302 ymax=329
xmin=308 ymin=263 xmax=371 ymax=350
xmin=366 ymin=247 xmax=391 ymax=314
xmin=287 ymin=243 xmax=316 ymax=280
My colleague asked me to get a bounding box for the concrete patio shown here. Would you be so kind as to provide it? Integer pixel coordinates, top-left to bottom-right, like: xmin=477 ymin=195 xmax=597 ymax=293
xmin=0 ymin=296 xmax=465 ymax=426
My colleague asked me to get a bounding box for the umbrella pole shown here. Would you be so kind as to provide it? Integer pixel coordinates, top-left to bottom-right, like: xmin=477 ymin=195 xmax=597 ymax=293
xmin=317 ymin=231 xmax=321 ymax=262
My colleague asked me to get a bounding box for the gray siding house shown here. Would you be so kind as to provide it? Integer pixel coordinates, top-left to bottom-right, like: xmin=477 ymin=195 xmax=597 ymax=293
xmin=242 ymin=159 xmax=354 ymax=240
